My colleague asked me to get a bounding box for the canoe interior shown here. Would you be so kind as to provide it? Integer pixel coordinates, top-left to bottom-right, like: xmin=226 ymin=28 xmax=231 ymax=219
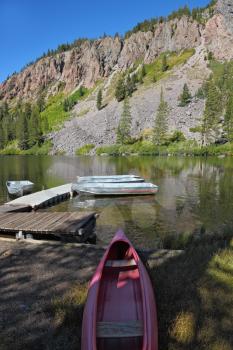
xmin=97 ymin=240 xmax=143 ymax=350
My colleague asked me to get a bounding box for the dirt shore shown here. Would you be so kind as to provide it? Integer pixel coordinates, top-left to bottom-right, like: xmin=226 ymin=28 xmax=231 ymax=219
xmin=0 ymin=238 xmax=232 ymax=350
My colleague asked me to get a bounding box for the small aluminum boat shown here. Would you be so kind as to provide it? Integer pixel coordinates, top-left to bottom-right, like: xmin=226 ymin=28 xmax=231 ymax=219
xmin=6 ymin=180 xmax=34 ymax=196
xmin=72 ymin=182 xmax=158 ymax=196
xmin=77 ymin=175 xmax=144 ymax=183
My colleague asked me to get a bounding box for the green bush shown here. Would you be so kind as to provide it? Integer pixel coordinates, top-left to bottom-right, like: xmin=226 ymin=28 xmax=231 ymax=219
xmin=75 ymin=144 xmax=95 ymax=155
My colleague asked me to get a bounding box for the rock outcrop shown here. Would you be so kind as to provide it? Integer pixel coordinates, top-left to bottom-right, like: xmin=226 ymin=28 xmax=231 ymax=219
xmin=0 ymin=17 xmax=203 ymax=101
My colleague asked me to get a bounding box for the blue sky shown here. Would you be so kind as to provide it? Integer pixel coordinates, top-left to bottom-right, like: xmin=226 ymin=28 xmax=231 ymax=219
xmin=0 ymin=0 xmax=210 ymax=82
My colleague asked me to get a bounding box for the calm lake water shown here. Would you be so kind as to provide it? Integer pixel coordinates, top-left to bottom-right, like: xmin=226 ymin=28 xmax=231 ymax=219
xmin=0 ymin=155 xmax=233 ymax=249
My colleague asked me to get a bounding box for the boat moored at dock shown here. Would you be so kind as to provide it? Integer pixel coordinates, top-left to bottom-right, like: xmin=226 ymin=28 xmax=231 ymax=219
xmin=6 ymin=180 xmax=34 ymax=197
xmin=72 ymin=182 xmax=158 ymax=196
xmin=77 ymin=175 xmax=144 ymax=183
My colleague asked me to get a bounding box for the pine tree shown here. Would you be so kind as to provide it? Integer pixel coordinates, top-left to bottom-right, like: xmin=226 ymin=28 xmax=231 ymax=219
xmin=202 ymin=80 xmax=222 ymax=145
xmin=139 ymin=64 xmax=146 ymax=84
xmin=0 ymin=124 xmax=5 ymax=149
xmin=126 ymin=75 xmax=136 ymax=97
xmin=115 ymin=78 xmax=126 ymax=102
xmin=153 ymin=89 xmax=169 ymax=145
xmin=224 ymin=95 xmax=233 ymax=141
xmin=179 ymin=83 xmax=192 ymax=106
xmin=97 ymin=89 xmax=102 ymax=110
xmin=28 ymin=106 xmax=42 ymax=147
xmin=162 ymin=55 xmax=169 ymax=72
xmin=117 ymin=98 xmax=132 ymax=144
xmin=43 ymin=115 xmax=49 ymax=133
xmin=17 ymin=112 xmax=28 ymax=150
xmin=37 ymin=95 xmax=45 ymax=112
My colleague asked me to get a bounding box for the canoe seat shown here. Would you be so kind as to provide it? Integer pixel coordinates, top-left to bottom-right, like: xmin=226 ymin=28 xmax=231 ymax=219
xmin=96 ymin=321 xmax=143 ymax=338
xmin=105 ymin=259 xmax=137 ymax=268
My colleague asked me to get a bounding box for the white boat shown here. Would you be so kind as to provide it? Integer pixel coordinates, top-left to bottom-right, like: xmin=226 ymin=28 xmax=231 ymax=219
xmin=77 ymin=175 xmax=144 ymax=183
xmin=6 ymin=180 xmax=34 ymax=196
xmin=72 ymin=182 xmax=158 ymax=196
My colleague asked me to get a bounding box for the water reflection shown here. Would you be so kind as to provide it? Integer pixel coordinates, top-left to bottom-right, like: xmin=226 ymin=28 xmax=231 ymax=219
xmin=0 ymin=155 xmax=233 ymax=248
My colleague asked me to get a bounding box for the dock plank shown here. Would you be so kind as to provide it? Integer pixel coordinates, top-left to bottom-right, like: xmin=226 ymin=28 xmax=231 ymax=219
xmin=0 ymin=212 xmax=96 ymax=242
xmin=4 ymin=184 xmax=73 ymax=211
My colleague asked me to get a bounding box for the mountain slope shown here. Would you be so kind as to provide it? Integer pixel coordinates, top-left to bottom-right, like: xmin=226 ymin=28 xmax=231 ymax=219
xmin=1 ymin=0 xmax=233 ymax=154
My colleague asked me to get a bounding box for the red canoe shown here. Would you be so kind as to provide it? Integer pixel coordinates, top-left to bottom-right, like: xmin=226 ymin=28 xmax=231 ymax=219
xmin=81 ymin=230 xmax=158 ymax=350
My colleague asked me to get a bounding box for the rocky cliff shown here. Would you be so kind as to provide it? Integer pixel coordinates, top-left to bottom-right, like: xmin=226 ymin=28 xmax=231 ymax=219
xmin=0 ymin=16 xmax=203 ymax=101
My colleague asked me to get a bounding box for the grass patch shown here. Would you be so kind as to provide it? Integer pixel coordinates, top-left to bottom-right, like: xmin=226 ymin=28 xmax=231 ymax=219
xmin=77 ymin=108 xmax=90 ymax=117
xmin=143 ymin=49 xmax=195 ymax=85
xmin=50 ymin=283 xmax=88 ymax=349
xmin=151 ymin=239 xmax=233 ymax=350
xmin=75 ymin=144 xmax=95 ymax=155
xmin=41 ymin=93 xmax=68 ymax=131
xmin=41 ymin=88 xmax=91 ymax=132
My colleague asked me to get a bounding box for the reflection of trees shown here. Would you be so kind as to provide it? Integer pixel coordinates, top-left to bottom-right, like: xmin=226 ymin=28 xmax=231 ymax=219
xmin=194 ymin=159 xmax=233 ymax=236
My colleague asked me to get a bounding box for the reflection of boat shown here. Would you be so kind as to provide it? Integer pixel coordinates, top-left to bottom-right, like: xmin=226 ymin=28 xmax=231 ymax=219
xmin=82 ymin=230 xmax=158 ymax=350
xmin=77 ymin=175 xmax=144 ymax=183
xmin=72 ymin=182 xmax=158 ymax=196
xmin=6 ymin=181 xmax=34 ymax=197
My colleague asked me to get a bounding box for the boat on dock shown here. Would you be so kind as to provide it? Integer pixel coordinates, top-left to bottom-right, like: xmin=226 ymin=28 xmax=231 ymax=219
xmin=77 ymin=175 xmax=144 ymax=183
xmin=72 ymin=182 xmax=158 ymax=196
xmin=6 ymin=180 xmax=34 ymax=197
xmin=81 ymin=230 xmax=158 ymax=350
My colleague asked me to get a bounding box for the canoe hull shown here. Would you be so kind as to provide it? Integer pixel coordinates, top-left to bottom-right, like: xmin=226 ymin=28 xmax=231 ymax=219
xmin=81 ymin=230 xmax=158 ymax=350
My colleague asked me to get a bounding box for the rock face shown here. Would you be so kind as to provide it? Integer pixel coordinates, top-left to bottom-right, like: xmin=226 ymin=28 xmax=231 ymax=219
xmin=0 ymin=16 xmax=203 ymax=101
xmin=1 ymin=0 xmax=233 ymax=102
xmin=51 ymin=46 xmax=209 ymax=155
xmin=203 ymin=0 xmax=233 ymax=60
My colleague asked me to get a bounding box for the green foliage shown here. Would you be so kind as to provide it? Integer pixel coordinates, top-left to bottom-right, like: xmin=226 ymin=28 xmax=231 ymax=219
xmin=125 ymin=74 xmax=137 ymax=96
xmin=153 ymin=89 xmax=169 ymax=145
xmin=142 ymin=49 xmax=195 ymax=85
xmin=168 ymin=5 xmax=191 ymax=21
xmin=161 ymin=55 xmax=169 ymax=72
xmin=207 ymin=51 xmax=213 ymax=61
xmin=40 ymin=93 xmax=68 ymax=132
xmin=63 ymin=86 xmax=88 ymax=112
xmin=117 ymin=98 xmax=132 ymax=144
xmin=115 ymin=77 xmax=126 ymax=102
xmin=96 ymin=140 xmax=233 ymax=157
xmin=125 ymin=2 xmax=216 ymax=39
xmin=195 ymin=87 xmax=205 ymax=99
xmin=17 ymin=112 xmax=28 ymax=150
xmin=224 ymin=95 xmax=233 ymax=142
xmin=96 ymin=89 xmax=102 ymax=110
xmin=75 ymin=144 xmax=95 ymax=155
xmin=28 ymin=105 xmax=42 ymax=148
xmin=138 ymin=64 xmax=146 ymax=83
xmin=179 ymin=83 xmax=192 ymax=106
xmin=169 ymin=130 xmax=186 ymax=143
xmin=202 ymin=79 xmax=222 ymax=144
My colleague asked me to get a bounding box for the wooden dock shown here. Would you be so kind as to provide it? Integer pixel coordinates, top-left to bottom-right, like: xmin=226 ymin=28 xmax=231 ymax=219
xmin=0 ymin=184 xmax=73 ymax=213
xmin=0 ymin=211 xmax=97 ymax=242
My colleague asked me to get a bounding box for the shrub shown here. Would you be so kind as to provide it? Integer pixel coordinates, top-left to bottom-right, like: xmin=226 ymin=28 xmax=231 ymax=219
xmin=75 ymin=144 xmax=95 ymax=155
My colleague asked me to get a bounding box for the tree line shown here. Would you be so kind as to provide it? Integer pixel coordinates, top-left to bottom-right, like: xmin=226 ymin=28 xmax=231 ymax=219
xmin=125 ymin=1 xmax=217 ymax=39
xmin=0 ymin=100 xmax=48 ymax=150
